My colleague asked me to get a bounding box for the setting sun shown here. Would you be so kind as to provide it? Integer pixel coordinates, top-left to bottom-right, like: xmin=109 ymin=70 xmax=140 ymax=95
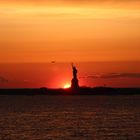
xmin=63 ymin=84 xmax=71 ymax=89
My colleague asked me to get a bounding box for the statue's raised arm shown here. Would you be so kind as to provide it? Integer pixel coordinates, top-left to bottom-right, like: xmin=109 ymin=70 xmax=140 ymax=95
xmin=71 ymin=63 xmax=74 ymax=69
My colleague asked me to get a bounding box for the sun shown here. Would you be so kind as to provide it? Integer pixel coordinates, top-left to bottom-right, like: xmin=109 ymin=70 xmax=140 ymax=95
xmin=63 ymin=84 xmax=71 ymax=89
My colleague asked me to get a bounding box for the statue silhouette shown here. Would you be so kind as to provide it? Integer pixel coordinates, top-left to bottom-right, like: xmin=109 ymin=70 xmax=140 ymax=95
xmin=72 ymin=63 xmax=77 ymax=79
xmin=71 ymin=63 xmax=79 ymax=89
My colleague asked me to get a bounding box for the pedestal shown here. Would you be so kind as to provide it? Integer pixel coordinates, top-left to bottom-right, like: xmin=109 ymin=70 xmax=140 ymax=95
xmin=71 ymin=78 xmax=79 ymax=89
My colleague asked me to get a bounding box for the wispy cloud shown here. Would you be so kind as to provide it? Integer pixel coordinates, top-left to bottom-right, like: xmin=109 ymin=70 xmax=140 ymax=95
xmin=87 ymin=73 xmax=140 ymax=79
xmin=0 ymin=76 xmax=8 ymax=83
xmin=1 ymin=0 xmax=139 ymax=3
xmin=0 ymin=76 xmax=34 ymax=83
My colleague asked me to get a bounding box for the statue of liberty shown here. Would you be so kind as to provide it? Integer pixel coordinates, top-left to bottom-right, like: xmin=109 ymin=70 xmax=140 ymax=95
xmin=71 ymin=63 xmax=79 ymax=89
xmin=72 ymin=63 xmax=78 ymax=79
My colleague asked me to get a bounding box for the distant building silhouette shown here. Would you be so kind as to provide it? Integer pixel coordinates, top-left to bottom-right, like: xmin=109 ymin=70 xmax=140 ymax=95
xmin=71 ymin=63 xmax=79 ymax=89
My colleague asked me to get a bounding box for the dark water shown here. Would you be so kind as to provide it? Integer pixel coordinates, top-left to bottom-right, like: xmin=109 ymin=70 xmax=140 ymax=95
xmin=0 ymin=95 xmax=140 ymax=140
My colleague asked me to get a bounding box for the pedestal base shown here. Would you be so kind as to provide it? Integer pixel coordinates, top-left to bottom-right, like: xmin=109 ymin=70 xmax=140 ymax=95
xmin=71 ymin=78 xmax=79 ymax=89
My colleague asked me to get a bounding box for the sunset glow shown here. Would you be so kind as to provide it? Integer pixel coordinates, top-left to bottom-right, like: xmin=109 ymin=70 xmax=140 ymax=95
xmin=63 ymin=84 xmax=71 ymax=89
xmin=0 ymin=0 xmax=140 ymax=88
xmin=0 ymin=1 xmax=140 ymax=63
xmin=0 ymin=2 xmax=140 ymax=140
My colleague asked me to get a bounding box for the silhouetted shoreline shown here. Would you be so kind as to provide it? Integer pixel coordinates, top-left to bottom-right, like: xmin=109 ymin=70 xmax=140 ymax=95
xmin=0 ymin=87 xmax=140 ymax=95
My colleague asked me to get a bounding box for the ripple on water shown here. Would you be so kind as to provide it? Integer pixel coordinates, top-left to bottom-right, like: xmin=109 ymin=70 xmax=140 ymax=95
xmin=0 ymin=95 xmax=140 ymax=140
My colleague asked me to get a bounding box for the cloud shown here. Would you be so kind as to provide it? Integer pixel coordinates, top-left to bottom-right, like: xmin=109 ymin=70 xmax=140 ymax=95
xmin=0 ymin=76 xmax=33 ymax=83
xmin=0 ymin=76 xmax=8 ymax=83
xmin=1 ymin=0 xmax=139 ymax=3
xmin=87 ymin=73 xmax=140 ymax=79
xmin=34 ymin=13 xmax=80 ymax=18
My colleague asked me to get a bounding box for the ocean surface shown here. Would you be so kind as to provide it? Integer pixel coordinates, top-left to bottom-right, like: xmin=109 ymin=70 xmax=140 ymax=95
xmin=0 ymin=95 xmax=140 ymax=140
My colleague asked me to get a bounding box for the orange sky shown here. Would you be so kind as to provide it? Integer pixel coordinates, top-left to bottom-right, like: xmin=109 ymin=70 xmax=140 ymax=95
xmin=0 ymin=0 xmax=140 ymax=88
xmin=0 ymin=0 xmax=140 ymax=62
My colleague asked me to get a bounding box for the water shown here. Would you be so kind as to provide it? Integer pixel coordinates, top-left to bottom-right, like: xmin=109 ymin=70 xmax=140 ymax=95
xmin=0 ymin=95 xmax=140 ymax=140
